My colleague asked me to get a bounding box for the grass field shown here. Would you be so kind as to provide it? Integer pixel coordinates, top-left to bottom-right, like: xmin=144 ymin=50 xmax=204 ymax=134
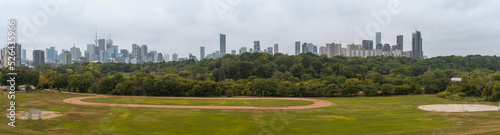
xmin=1 ymin=91 xmax=500 ymax=134
xmin=82 ymin=97 xmax=314 ymax=107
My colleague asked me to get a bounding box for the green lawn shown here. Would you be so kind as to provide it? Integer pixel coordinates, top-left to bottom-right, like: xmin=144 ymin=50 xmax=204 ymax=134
xmin=1 ymin=91 xmax=500 ymax=134
xmin=82 ymin=97 xmax=314 ymax=107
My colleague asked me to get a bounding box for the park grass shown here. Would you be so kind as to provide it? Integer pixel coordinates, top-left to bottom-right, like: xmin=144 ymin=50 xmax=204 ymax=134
xmin=82 ymin=97 xmax=314 ymax=107
xmin=1 ymin=91 xmax=500 ymax=134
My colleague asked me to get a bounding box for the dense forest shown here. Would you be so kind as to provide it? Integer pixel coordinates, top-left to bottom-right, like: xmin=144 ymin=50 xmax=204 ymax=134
xmin=3 ymin=52 xmax=500 ymax=101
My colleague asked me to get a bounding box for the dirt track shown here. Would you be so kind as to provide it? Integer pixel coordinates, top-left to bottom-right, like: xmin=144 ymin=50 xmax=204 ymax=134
xmin=63 ymin=96 xmax=333 ymax=110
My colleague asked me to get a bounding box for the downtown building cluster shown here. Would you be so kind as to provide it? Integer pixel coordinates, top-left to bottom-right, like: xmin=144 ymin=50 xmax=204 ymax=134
xmin=315 ymin=31 xmax=424 ymax=58
xmin=17 ymin=34 xmax=172 ymax=68
xmin=201 ymin=34 xmax=280 ymax=60
xmin=7 ymin=30 xmax=424 ymax=68
xmin=200 ymin=31 xmax=424 ymax=61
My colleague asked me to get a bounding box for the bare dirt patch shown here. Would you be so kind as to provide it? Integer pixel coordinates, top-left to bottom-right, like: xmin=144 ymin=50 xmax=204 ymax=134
xmin=418 ymin=104 xmax=499 ymax=112
xmin=5 ymin=111 xmax=63 ymax=120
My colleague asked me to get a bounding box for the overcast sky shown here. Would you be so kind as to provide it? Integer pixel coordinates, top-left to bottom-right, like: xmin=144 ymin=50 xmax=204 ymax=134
xmin=1 ymin=0 xmax=499 ymax=59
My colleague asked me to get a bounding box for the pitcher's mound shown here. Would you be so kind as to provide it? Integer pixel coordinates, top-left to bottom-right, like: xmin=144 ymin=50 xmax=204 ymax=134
xmin=418 ymin=104 xmax=499 ymax=112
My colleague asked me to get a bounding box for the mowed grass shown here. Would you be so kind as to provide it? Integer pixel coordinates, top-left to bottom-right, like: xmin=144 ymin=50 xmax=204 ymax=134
xmin=1 ymin=91 xmax=500 ymax=134
xmin=82 ymin=97 xmax=314 ymax=107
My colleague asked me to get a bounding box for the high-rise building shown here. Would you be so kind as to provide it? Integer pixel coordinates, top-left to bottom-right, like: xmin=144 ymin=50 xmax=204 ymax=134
xmin=22 ymin=49 xmax=26 ymax=63
xmin=231 ymin=50 xmax=236 ymax=55
xmin=45 ymin=46 xmax=57 ymax=63
xmin=397 ymin=35 xmax=403 ymax=50
xmin=391 ymin=45 xmax=397 ymax=51
xmin=267 ymin=47 xmax=273 ymax=55
xmin=132 ymin=44 xmax=140 ymax=61
xmin=141 ymin=45 xmax=148 ymax=61
xmin=70 ymin=45 xmax=81 ymax=61
xmin=150 ymin=51 xmax=158 ymax=62
xmin=362 ymin=40 xmax=373 ymax=50
xmin=295 ymin=41 xmax=301 ymax=55
xmin=106 ymin=38 xmax=113 ymax=50
xmin=274 ymin=44 xmax=279 ymax=54
xmin=254 ymin=41 xmax=260 ymax=52
xmin=376 ymin=32 xmax=381 ymax=45
xmin=98 ymin=39 xmax=105 ymax=60
xmin=302 ymin=43 xmax=308 ymax=53
xmin=200 ymin=46 xmax=205 ymax=60
xmin=32 ymin=50 xmax=45 ymax=66
xmin=326 ymin=42 xmax=342 ymax=57
xmin=376 ymin=43 xmax=383 ymax=50
xmin=189 ymin=53 xmax=197 ymax=60
xmin=307 ymin=43 xmax=314 ymax=53
xmin=383 ymin=44 xmax=391 ymax=52
xmin=220 ymin=34 xmax=226 ymax=56
xmin=62 ymin=50 xmax=72 ymax=65
xmin=109 ymin=46 xmax=118 ymax=58
xmin=239 ymin=47 xmax=247 ymax=54
xmin=158 ymin=53 xmax=163 ymax=62
xmin=172 ymin=53 xmax=178 ymax=61
xmin=319 ymin=46 xmax=326 ymax=55
xmin=87 ymin=44 xmax=95 ymax=62
xmin=120 ymin=49 xmax=129 ymax=58
xmin=164 ymin=54 xmax=170 ymax=62
xmin=313 ymin=45 xmax=318 ymax=54
xmin=412 ymin=31 xmax=423 ymax=59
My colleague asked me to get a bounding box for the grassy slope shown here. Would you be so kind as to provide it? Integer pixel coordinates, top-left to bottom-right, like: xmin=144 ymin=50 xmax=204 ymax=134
xmin=1 ymin=91 xmax=500 ymax=134
xmin=82 ymin=97 xmax=314 ymax=107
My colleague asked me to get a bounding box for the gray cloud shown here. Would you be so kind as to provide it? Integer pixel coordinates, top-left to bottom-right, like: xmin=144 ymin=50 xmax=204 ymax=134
xmin=0 ymin=0 xmax=499 ymax=59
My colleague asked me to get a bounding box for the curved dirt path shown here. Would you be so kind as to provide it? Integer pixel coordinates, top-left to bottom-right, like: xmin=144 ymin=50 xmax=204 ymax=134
xmin=63 ymin=96 xmax=333 ymax=110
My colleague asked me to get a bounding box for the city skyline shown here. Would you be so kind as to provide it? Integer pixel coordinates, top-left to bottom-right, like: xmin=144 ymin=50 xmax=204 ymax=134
xmin=1 ymin=0 xmax=500 ymax=59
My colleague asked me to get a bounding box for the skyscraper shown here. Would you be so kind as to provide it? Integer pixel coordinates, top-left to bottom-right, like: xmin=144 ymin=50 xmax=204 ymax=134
xmin=302 ymin=43 xmax=308 ymax=53
xmin=376 ymin=32 xmax=381 ymax=45
xmin=172 ymin=53 xmax=178 ymax=61
xmin=200 ymin=46 xmax=205 ymax=60
xmin=383 ymin=44 xmax=391 ymax=52
xmin=70 ymin=45 xmax=81 ymax=61
xmin=326 ymin=42 xmax=342 ymax=57
xmin=274 ymin=44 xmax=279 ymax=54
xmin=62 ymin=50 xmax=72 ymax=65
xmin=87 ymin=44 xmax=95 ymax=62
xmin=220 ymin=34 xmax=226 ymax=56
xmin=22 ymin=49 xmax=26 ymax=63
xmin=158 ymin=53 xmax=163 ymax=62
xmin=97 ymin=39 xmax=105 ymax=61
xmin=132 ymin=44 xmax=140 ymax=61
xmin=141 ymin=45 xmax=148 ymax=61
xmin=106 ymin=38 xmax=113 ymax=50
xmin=267 ymin=47 xmax=273 ymax=55
xmin=397 ymin=35 xmax=403 ymax=50
xmin=239 ymin=47 xmax=247 ymax=54
xmin=295 ymin=41 xmax=300 ymax=55
xmin=362 ymin=40 xmax=373 ymax=50
xmin=412 ymin=31 xmax=423 ymax=59
xmin=254 ymin=41 xmax=260 ymax=52
xmin=120 ymin=49 xmax=129 ymax=58
xmin=150 ymin=51 xmax=157 ymax=62
xmin=33 ymin=50 xmax=45 ymax=66
xmin=376 ymin=43 xmax=383 ymax=50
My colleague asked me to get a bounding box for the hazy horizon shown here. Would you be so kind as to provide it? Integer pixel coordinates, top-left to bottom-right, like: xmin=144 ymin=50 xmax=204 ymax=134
xmin=1 ymin=0 xmax=499 ymax=59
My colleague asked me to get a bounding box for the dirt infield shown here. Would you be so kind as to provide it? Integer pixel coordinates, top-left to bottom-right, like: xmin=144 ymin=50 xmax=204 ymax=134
xmin=418 ymin=104 xmax=499 ymax=112
xmin=63 ymin=96 xmax=332 ymax=110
